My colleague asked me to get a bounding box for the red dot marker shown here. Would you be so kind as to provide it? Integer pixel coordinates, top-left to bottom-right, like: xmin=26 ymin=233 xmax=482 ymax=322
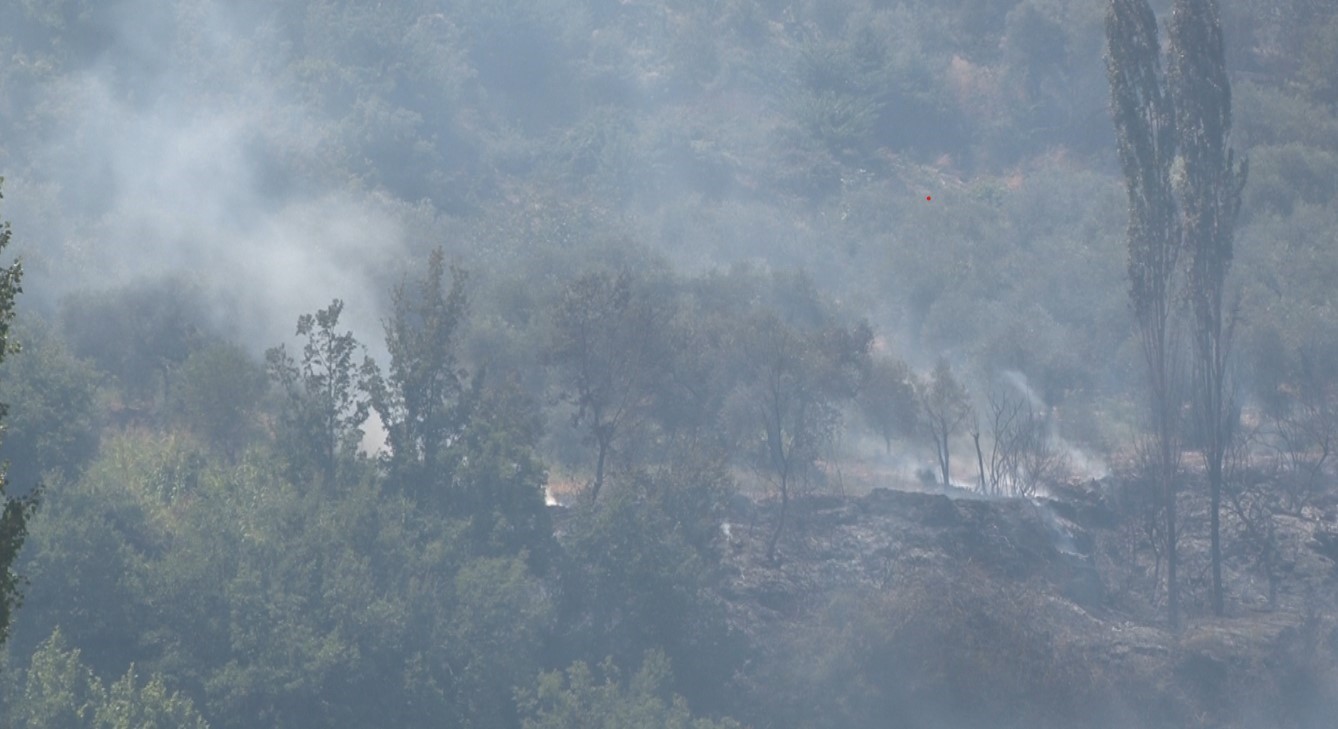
xmin=926 ymin=195 xmax=932 ymax=201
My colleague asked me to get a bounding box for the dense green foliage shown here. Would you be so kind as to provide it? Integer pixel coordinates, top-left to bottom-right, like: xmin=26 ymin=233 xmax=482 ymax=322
xmin=0 ymin=0 xmax=1336 ymax=726
xmin=17 ymin=628 xmax=208 ymax=729
xmin=519 ymin=651 xmax=743 ymax=729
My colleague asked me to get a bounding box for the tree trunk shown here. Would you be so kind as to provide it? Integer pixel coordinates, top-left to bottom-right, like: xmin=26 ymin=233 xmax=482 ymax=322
xmin=938 ymin=428 xmax=951 ymax=488
xmin=1210 ymin=457 xmax=1224 ymax=615
xmin=1155 ymin=386 xmax=1180 ymax=631
xmin=973 ymin=430 xmax=987 ymax=494
xmin=591 ymin=436 xmax=609 ymax=504
xmin=767 ymin=474 xmax=789 ymax=564
xmin=1166 ymin=469 xmax=1178 ymax=631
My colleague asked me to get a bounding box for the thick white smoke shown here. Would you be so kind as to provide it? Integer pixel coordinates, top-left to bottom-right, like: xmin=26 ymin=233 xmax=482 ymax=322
xmin=6 ymin=0 xmax=410 ymax=357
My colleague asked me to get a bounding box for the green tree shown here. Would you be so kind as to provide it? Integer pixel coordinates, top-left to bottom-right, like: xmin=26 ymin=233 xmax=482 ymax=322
xmin=859 ymin=355 xmax=917 ymax=455
xmin=366 ymin=250 xmax=552 ymax=562
xmin=546 ymin=270 xmax=668 ymax=503
xmin=17 ymin=628 xmax=209 ymax=729
xmin=447 ymin=377 xmax=555 ymax=569
xmin=445 ymin=555 xmax=554 ymax=728
xmin=95 ymin=665 xmax=210 ymax=729
xmin=0 ymin=318 xmax=100 ymax=489
xmin=0 ymin=179 xmax=36 ymax=656
xmin=131 ymin=448 xmax=551 ymax=729
xmin=557 ymin=461 xmax=739 ymax=711
xmin=519 ymin=651 xmax=744 ymax=729
xmin=1169 ymin=0 xmax=1248 ymax=618
xmin=17 ymin=628 xmax=104 ymax=729
xmin=59 ymin=278 xmax=208 ymax=409
xmin=365 ymin=248 xmax=471 ymax=501
xmin=265 ymin=300 xmax=375 ymax=490
xmin=1107 ymin=0 xmax=1185 ymax=629
xmin=174 ymin=342 xmax=267 ymax=460
xmin=8 ymin=446 xmax=159 ymax=682
xmin=730 ymin=312 xmax=868 ymax=562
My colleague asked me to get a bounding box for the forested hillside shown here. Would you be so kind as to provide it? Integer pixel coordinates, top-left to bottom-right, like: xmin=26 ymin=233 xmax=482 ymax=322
xmin=0 ymin=0 xmax=1336 ymax=727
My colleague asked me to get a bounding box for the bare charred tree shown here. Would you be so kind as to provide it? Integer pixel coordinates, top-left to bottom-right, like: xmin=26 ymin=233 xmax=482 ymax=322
xmin=1017 ymin=422 xmax=1069 ymax=498
xmin=1107 ymin=0 xmax=1184 ymax=628
xmin=1227 ymin=376 xmax=1337 ymax=609
xmin=1266 ymin=379 xmax=1336 ymax=516
xmin=1126 ymin=447 xmax=1170 ymax=600
xmin=917 ymin=359 xmax=970 ymax=489
xmin=1169 ymin=0 xmax=1249 ymax=617
xmin=1222 ymin=425 xmax=1284 ymax=608
xmin=976 ymin=384 xmax=1069 ymax=498
xmin=981 ymin=387 xmax=1029 ymax=496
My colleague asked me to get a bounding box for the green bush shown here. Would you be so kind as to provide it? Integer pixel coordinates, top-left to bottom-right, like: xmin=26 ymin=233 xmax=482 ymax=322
xmin=173 ymin=342 xmax=267 ymax=459
xmin=519 ymin=650 xmax=743 ymax=729
xmin=0 ymin=316 xmax=100 ymax=491
xmin=556 ymin=464 xmax=740 ymax=713
xmin=15 ymin=627 xmax=209 ymax=729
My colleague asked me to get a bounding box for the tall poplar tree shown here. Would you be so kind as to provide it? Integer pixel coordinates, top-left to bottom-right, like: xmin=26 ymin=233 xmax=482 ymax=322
xmin=1107 ymin=0 xmax=1184 ymax=629
xmin=1168 ymin=0 xmax=1247 ymax=617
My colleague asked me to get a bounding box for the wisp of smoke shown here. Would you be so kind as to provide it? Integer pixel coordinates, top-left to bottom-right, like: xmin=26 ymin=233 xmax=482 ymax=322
xmin=1001 ymin=369 xmax=1110 ymax=481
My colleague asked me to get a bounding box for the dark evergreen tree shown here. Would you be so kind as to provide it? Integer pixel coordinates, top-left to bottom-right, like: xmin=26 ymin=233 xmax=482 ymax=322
xmin=1168 ymin=0 xmax=1248 ymax=618
xmin=1107 ymin=0 xmax=1185 ymax=630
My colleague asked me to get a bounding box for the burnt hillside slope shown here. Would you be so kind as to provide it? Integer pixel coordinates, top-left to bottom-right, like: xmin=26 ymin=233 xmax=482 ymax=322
xmin=717 ymin=482 xmax=1338 ymax=729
